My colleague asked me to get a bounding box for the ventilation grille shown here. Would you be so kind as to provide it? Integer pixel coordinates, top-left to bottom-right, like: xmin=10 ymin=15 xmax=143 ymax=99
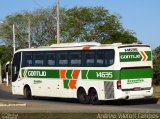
xmin=104 ymin=81 xmax=114 ymax=99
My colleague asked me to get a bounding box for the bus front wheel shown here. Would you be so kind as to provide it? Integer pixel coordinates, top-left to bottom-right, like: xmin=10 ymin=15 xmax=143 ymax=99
xmin=77 ymin=88 xmax=89 ymax=104
xmin=24 ymin=86 xmax=32 ymax=99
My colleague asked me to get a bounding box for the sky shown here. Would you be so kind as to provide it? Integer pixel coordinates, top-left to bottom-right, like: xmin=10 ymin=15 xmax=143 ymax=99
xmin=0 ymin=0 xmax=160 ymax=49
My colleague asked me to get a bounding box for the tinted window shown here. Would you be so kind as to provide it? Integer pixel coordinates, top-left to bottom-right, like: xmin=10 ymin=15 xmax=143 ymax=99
xmin=58 ymin=52 xmax=68 ymax=66
xmin=46 ymin=53 xmax=56 ymax=66
xmin=96 ymin=50 xmax=105 ymax=66
xmin=13 ymin=52 xmax=21 ymax=67
xmin=22 ymin=52 xmax=33 ymax=67
xmin=84 ymin=51 xmax=95 ymax=66
xmin=12 ymin=52 xmax=21 ymax=82
xmin=21 ymin=49 xmax=114 ymax=67
xmin=105 ymin=50 xmax=114 ymax=66
xmin=34 ymin=52 xmax=44 ymax=66
xmin=70 ymin=52 xmax=81 ymax=66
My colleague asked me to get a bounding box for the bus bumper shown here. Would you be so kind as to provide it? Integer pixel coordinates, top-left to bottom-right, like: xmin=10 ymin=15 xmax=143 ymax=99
xmin=115 ymin=87 xmax=153 ymax=100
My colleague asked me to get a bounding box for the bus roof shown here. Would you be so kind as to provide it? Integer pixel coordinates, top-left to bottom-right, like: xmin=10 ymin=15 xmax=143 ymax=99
xmin=50 ymin=42 xmax=101 ymax=48
xmin=15 ymin=42 xmax=150 ymax=53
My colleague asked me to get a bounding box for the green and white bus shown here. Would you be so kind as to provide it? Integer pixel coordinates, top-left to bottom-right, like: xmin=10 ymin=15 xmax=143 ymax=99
xmin=11 ymin=42 xmax=153 ymax=104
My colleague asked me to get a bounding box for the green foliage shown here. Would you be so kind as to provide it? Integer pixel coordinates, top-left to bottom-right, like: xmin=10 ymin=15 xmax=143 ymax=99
xmin=0 ymin=14 xmax=29 ymax=48
xmin=62 ymin=7 xmax=137 ymax=43
xmin=0 ymin=7 xmax=60 ymax=47
xmin=0 ymin=45 xmax=13 ymax=75
xmin=153 ymin=46 xmax=160 ymax=84
xmin=0 ymin=6 xmax=137 ymax=48
xmin=47 ymin=38 xmax=57 ymax=45
xmin=0 ymin=6 xmax=139 ymax=75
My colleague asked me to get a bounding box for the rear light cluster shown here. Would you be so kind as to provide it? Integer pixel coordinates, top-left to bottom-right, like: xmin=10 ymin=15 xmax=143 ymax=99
xmin=117 ymin=80 xmax=121 ymax=89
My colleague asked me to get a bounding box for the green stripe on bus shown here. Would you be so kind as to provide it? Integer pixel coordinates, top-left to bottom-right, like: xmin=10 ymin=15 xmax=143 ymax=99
xmin=82 ymin=70 xmax=88 ymax=79
xmin=82 ymin=70 xmax=120 ymax=80
xmin=21 ymin=68 xmax=153 ymax=80
xmin=145 ymin=51 xmax=152 ymax=61
xmin=120 ymin=51 xmax=152 ymax=62
xmin=66 ymin=70 xmax=72 ymax=79
xmin=63 ymin=80 xmax=69 ymax=89
xmin=120 ymin=68 xmax=153 ymax=79
xmin=21 ymin=69 xmax=59 ymax=78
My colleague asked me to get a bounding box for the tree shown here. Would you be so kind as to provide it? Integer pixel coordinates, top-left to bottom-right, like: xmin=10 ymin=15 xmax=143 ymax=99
xmin=0 ymin=45 xmax=13 ymax=77
xmin=61 ymin=7 xmax=137 ymax=43
xmin=0 ymin=6 xmax=137 ymax=49
xmin=153 ymin=46 xmax=160 ymax=84
xmin=0 ymin=7 xmax=62 ymax=48
xmin=0 ymin=6 xmax=139 ymax=78
xmin=0 ymin=14 xmax=29 ymax=48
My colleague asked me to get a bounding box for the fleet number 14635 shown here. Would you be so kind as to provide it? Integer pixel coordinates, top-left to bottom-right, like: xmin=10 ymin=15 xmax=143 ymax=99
xmin=96 ymin=72 xmax=113 ymax=79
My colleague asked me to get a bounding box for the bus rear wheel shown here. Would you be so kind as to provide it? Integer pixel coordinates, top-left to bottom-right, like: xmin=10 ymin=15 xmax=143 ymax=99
xmin=24 ymin=86 xmax=32 ymax=99
xmin=89 ymin=89 xmax=100 ymax=105
xmin=77 ymin=88 xmax=89 ymax=104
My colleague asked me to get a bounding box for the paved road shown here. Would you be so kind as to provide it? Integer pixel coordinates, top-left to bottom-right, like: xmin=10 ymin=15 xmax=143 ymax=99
xmin=0 ymin=84 xmax=160 ymax=113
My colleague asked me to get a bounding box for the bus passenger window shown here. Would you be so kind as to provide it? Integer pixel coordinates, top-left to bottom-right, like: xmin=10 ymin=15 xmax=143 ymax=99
xmin=58 ymin=52 xmax=68 ymax=66
xmin=22 ymin=52 xmax=33 ymax=67
xmin=105 ymin=50 xmax=114 ymax=66
xmin=46 ymin=53 xmax=56 ymax=66
xmin=96 ymin=50 xmax=104 ymax=66
xmin=34 ymin=53 xmax=44 ymax=66
xmin=70 ymin=52 xmax=81 ymax=66
xmin=84 ymin=51 xmax=95 ymax=66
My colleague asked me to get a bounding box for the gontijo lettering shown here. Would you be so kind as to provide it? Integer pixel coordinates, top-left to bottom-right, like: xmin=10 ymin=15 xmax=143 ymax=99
xmin=120 ymin=51 xmax=151 ymax=62
xmin=120 ymin=54 xmax=141 ymax=59
xmin=28 ymin=71 xmax=46 ymax=77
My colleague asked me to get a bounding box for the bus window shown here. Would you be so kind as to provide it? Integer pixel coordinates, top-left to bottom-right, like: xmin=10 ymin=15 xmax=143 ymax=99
xmin=22 ymin=52 xmax=33 ymax=67
xmin=46 ymin=53 xmax=56 ymax=66
xmin=96 ymin=50 xmax=105 ymax=66
xmin=12 ymin=52 xmax=21 ymax=82
xmin=70 ymin=52 xmax=81 ymax=66
xmin=34 ymin=52 xmax=44 ymax=66
xmin=58 ymin=52 xmax=68 ymax=66
xmin=84 ymin=51 xmax=95 ymax=66
xmin=105 ymin=50 xmax=115 ymax=66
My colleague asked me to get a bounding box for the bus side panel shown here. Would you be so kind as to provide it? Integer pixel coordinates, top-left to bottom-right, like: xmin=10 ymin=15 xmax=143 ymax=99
xmin=30 ymin=79 xmax=75 ymax=98
xmin=12 ymin=77 xmax=33 ymax=96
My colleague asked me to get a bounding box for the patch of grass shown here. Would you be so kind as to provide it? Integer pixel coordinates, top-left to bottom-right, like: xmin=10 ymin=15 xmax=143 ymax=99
xmin=0 ymin=113 xmax=97 ymax=119
xmin=153 ymin=86 xmax=160 ymax=98
xmin=1 ymin=113 xmax=160 ymax=119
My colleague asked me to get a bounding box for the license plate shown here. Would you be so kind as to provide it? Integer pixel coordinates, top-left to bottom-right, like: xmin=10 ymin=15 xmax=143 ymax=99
xmin=134 ymin=87 xmax=141 ymax=91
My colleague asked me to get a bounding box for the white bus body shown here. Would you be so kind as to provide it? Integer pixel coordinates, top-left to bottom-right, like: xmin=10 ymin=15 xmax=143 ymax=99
xmin=11 ymin=42 xmax=153 ymax=104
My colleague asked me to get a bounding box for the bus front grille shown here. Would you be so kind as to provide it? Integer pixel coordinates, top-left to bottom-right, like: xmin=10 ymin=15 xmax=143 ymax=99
xmin=104 ymin=81 xmax=114 ymax=99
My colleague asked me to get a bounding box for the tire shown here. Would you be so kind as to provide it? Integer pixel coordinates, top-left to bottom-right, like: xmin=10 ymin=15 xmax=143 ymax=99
xmin=77 ymin=88 xmax=89 ymax=104
xmin=24 ymin=86 xmax=32 ymax=99
xmin=89 ymin=89 xmax=100 ymax=105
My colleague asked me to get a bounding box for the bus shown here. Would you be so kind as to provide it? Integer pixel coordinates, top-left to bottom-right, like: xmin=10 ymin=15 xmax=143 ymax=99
xmin=11 ymin=42 xmax=153 ymax=104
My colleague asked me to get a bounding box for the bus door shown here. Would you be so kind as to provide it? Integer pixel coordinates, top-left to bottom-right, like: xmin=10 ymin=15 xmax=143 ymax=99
xmin=12 ymin=52 xmax=21 ymax=82
xmin=12 ymin=52 xmax=22 ymax=94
